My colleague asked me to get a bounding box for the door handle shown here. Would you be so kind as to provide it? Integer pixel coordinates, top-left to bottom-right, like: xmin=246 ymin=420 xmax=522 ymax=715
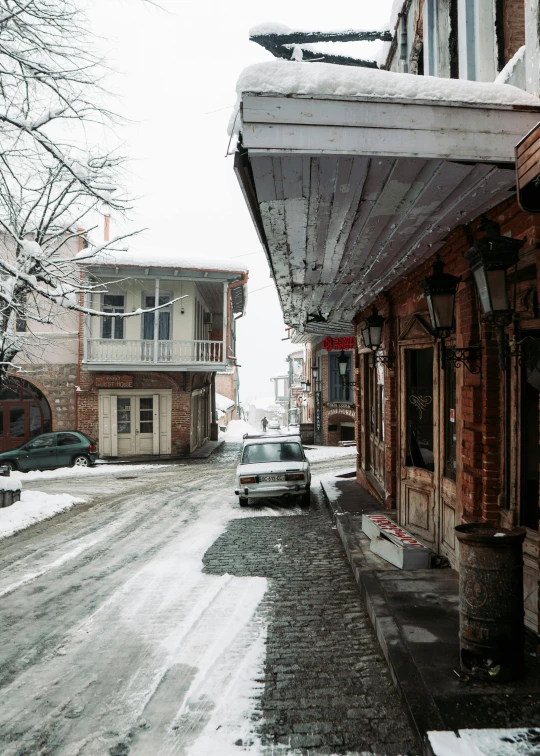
xmin=135 ymin=429 xmax=140 ymax=434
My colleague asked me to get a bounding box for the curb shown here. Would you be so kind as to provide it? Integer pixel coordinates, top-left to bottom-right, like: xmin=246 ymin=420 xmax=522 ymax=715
xmin=320 ymin=479 xmax=444 ymax=756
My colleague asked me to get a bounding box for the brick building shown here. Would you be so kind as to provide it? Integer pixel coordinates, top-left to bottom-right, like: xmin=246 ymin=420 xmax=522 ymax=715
xmin=296 ymin=337 xmax=357 ymax=446
xmin=1 ymin=245 xmax=247 ymax=458
xmin=233 ymin=0 xmax=540 ymax=633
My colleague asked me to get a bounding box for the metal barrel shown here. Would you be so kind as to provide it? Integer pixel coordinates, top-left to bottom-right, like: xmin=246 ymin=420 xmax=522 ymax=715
xmin=455 ymin=522 xmax=527 ymax=682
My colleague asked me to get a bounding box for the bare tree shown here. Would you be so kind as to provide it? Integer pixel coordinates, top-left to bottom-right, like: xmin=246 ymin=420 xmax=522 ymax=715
xmin=0 ymin=0 xmax=167 ymax=384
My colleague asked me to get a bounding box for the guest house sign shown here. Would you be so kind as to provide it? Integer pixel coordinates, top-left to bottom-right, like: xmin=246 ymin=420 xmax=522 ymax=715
xmin=323 ymin=336 xmax=356 ymax=352
xmin=94 ymin=375 xmax=134 ymax=389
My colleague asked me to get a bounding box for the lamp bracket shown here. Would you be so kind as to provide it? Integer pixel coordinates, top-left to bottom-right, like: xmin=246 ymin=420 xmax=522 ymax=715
xmin=442 ymin=343 xmax=481 ymax=374
xmin=375 ymin=353 xmax=395 ymax=370
xmin=507 ymin=336 xmax=540 ymax=370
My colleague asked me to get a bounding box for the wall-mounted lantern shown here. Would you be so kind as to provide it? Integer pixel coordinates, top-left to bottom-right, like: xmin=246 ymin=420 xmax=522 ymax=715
xmin=361 ymin=309 xmax=394 ymax=370
xmin=420 ymin=255 xmax=480 ymax=374
xmin=337 ymin=349 xmax=355 ymax=388
xmin=464 ymin=218 xmax=526 ymax=370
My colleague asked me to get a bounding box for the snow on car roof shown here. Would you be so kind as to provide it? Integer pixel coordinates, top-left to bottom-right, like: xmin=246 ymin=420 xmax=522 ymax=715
xmin=242 ymin=434 xmax=302 ymax=445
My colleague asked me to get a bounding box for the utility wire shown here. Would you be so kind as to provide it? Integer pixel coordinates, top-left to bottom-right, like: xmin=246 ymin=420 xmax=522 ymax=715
xmin=248 ymin=284 xmax=275 ymax=294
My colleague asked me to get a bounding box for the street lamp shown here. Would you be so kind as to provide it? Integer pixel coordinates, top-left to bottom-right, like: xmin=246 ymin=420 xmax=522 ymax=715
xmin=421 ymin=255 xmax=461 ymax=338
xmin=361 ymin=310 xmax=384 ymax=351
xmin=361 ymin=309 xmax=394 ymax=370
xmin=337 ymin=350 xmax=355 ymax=388
xmin=420 ymin=256 xmax=479 ymax=373
xmin=464 ymin=218 xmax=526 ymax=369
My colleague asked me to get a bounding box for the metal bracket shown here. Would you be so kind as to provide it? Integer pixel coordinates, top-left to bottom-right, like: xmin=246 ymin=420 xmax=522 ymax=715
xmin=442 ymin=343 xmax=481 ymax=374
xmin=376 ymin=354 xmax=395 ymax=371
xmin=507 ymin=336 xmax=540 ymax=371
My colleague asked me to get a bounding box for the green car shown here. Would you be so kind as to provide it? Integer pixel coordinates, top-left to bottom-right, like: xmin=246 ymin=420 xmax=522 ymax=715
xmin=0 ymin=431 xmax=98 ymax=472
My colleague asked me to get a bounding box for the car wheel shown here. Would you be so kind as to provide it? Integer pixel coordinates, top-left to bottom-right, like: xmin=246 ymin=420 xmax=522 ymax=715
xmin=239 ymin=497 xmax=249 ymax=507
xmin=300 ymin=489 xmax=311 ymax=507
xmin=72 ymin=455 xmax=89 ymax=468
xmin=2 ymin=461 xmax=16 ymax=472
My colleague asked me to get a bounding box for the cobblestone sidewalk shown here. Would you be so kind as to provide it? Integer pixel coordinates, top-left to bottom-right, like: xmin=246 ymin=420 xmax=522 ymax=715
xmin=202 ymin=494 xmax=418 ymax=756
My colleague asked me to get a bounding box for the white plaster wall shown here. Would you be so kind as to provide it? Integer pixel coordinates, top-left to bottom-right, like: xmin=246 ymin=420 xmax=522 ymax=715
xmin=525 ymin=0 xmax=540 ymax=94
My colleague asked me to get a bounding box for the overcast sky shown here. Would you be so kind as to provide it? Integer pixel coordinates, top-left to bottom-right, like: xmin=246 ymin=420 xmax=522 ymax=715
xmin=89 ymin=0 xmax=392 ymax=401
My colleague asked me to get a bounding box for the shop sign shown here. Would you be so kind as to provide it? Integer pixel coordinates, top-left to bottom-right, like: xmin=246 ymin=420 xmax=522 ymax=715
xmin=94 ymin=375 xmax=133 ymax=389
xmin=325 ymin=402 xmax=355 ymax=414
xmin=314 ymin=391 xmax=323 ymax=443
xmin=362 ymin=514 xmax=431 ymax=570
xmin=322 ymin=336 xmax=356 ymax=352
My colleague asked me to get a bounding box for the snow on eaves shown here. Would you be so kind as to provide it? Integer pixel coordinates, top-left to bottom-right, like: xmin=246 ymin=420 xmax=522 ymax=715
xmin=232 ymin=60 xmax=540 ymax=135
xmin=216 ymin=392 xmax=235 ymax=413
xmin=376 ymin=0 xmax=404 ymax=66
xmin=495 ymin=45 xmax=526 ymax=84
xmin=76 ymin=248 xmax=248 ymax=275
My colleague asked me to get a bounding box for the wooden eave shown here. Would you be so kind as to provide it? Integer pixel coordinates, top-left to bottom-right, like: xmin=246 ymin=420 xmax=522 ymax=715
xmin=236 ymin=92 xmax=540 ymax=333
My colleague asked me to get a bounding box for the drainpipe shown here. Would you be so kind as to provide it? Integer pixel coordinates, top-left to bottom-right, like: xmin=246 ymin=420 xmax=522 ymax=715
xmin=210 ymin=371 xmax=218 ymax=441
xmin=226 ymin=274 xmax=248 ymax=360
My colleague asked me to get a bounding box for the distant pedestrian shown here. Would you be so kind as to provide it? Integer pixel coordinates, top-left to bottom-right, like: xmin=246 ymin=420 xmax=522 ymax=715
xmin=261 ymin=416 xmax=268 ymax=433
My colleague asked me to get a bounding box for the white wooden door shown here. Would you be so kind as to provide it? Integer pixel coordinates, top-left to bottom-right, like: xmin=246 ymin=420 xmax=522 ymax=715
xmin=135 ymin=396 xmax=155 ymax=454
xmin=117 ymin=396 xmax=135 ymax=456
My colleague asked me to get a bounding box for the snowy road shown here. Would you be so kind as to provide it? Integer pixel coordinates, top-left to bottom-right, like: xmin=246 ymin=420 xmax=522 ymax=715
xmin=0 ymin=448 xmax=359 ymax=755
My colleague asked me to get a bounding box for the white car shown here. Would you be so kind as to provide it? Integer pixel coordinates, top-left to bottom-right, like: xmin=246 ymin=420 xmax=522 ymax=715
xmin=268 ymin=419 xmax=281 ymax=431
xmin=235 ymin=434 xmax=311 ymax=507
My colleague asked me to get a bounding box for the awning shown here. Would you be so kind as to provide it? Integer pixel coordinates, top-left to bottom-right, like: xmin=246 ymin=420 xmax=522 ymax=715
xmin=234 ymin=63 xmax=540 ymax=333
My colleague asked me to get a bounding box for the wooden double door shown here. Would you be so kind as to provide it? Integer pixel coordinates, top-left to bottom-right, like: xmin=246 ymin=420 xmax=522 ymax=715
xmin=99 ymin=390 xmax=172 ymax=457
xmin=398 ymin=327 xmax=459 ymax=565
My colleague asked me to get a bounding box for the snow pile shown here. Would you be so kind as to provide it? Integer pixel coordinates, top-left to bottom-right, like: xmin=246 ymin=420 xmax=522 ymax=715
xmin=78 ymin=247 xmax=248 ymax=274
xmin=304 ymin=445 xmax=357 ymax=462
xmin=11 ymin=463 xmax=171 ymax=482
xmin=0 ymin=490 xmax=85 ymax=540
xmin=231 ymin=59 xmax=540 ymax=136
xmin=0 ymin=477 xmax=22 ymax=491
xmin=223 ymin=419 xmax=259 ymax=441
xmin=428 ymin=728 xmax=540 ymax=756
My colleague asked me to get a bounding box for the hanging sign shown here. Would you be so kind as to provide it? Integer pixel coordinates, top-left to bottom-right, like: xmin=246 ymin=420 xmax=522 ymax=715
xmin=323 ymin=336 xmax=356 ymax=352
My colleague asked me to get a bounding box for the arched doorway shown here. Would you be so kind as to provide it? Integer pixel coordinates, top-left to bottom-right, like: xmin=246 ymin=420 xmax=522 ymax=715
xmin=0 ymin=378 xmax=52 ymax=452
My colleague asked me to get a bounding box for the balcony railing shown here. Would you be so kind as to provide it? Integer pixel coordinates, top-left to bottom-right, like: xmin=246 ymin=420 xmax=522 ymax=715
xmin=86 ymin=339 xmax=224 ymax=365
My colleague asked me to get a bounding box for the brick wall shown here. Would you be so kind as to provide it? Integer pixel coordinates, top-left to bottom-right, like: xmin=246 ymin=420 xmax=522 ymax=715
xmin=216 ymin=372 xmax=235 ymax=402
xmin=353 ymin=196 xmax=540 ymax=632
xmin=77 ymin=370 xmax=208 ymax=456
xmin=503 ymin=0 xmax=525 ymax=65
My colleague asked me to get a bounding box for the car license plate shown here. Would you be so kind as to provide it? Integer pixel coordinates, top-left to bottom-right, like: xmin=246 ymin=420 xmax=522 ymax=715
xmin=260 ymin=474 xmax=285 ymax=482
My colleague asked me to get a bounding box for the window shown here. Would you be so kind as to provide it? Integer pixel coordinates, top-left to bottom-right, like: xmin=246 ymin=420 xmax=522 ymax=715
xmin=139 ymin=397 xmax=153 ymax=434
xmin=443 ymin=361 xmax=457 ymax=481
xmin=143 ymin=294 xmax=171 ymax=341
xmin=405 ymin=348 xmax=434 ymax=471
xmin=117 ymin=397 xmax=131 ymax=434
xmin=102 ymin=294 xmax=125 ymax=340
xmin=57 ymin=433 xmax=80 ymax=447
xmin=27 ymin=433 xmax=55 ymax=449
xmin=242 ymin=442 xmax=303 ymax=464
xmin=329 ymin=352 xmax=352 ymax=402
xmin=15 ymin=315 xmax=27 ymax=332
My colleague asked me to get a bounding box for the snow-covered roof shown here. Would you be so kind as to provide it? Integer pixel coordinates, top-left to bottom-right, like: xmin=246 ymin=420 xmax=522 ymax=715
xmin=216 ymin=392 xmax=235 ymax=413
xmin=77 ymin=248 xmax=248 ymax=275
xmin=234 ymin=60 xmax=540 ymax=112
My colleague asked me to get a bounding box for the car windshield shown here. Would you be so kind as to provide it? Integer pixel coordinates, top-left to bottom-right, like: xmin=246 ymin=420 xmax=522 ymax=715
xmin=242 ymin=442 xmax=303 ymax=464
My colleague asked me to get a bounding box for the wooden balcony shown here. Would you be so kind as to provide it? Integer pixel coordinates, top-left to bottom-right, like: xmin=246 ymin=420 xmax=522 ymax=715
xmin=85 ymin=339 xmax=226 ymax=370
